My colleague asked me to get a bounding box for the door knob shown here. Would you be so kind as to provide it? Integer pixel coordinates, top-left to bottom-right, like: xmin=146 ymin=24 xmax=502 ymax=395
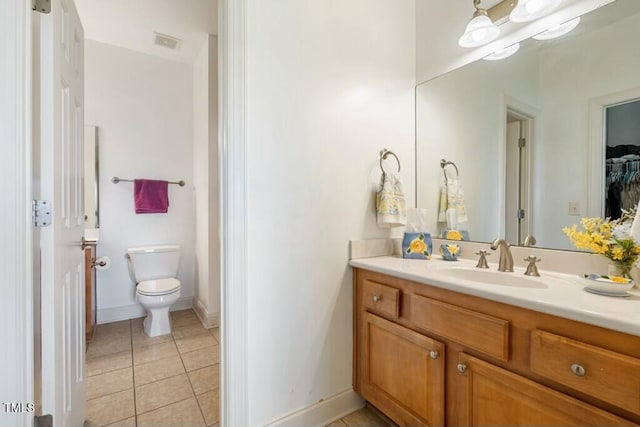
xmin=91 ymin=259 xmax=107 ymax=268
xmin=457 ymin=363 xmax=467 ymax=373
xmin=372 ymin=295 xmax=381 ymax=303
xmin=430 ymin=350 xmax=440 ymax=359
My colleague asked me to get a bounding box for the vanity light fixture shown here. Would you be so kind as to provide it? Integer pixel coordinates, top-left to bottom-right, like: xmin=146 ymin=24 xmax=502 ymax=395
xmin=458 ymin=0 xmax=501 ymax=48
xmin=532 ymin=17 xmax=581 ymax=40
xmin=459 ymin=0 xmax=567 ymax=49
xmin=483 ymin=43 xmax=521 ymax=61
xmin=510 ymin=0 xmax=562 ymax=23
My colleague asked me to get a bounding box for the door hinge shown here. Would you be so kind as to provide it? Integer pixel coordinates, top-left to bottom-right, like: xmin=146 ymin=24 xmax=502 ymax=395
xmin=32 ymin=0 xmax=51 ymax=14
xmin=34 ymin=414 xmax=53 ymax=427
xmin=518 ymin=137 xmax=526 ymax=148
xmin=517 ymin=209 xmax=525 ymax=220
xmin=32 ymin=200 xmax=52 ymax=227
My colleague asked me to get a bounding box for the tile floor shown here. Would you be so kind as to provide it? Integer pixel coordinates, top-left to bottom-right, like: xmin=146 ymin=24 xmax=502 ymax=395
xmin=327 ymin=405 xmax=395 ymax=427
xmin=85 ymin=309 xmax=390 ymax=427
xmin=84 ymin=309 xmax=219 ymax=427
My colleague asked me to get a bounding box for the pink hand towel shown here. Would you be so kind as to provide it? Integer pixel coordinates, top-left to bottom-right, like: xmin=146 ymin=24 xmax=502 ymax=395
xmin=134 ymin=179 xmax=169 ymax=214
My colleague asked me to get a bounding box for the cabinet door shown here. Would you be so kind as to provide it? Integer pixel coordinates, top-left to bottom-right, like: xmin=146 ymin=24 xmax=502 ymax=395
xmin=360 ymin=312 xmax=444 ymax=426
xmin=455 ymin=353 xmax=635 ymax=426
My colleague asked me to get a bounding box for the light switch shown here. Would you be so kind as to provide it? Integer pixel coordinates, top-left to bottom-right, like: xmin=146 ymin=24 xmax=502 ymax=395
xmin=569 ymin=201 xmax=581 ymax=216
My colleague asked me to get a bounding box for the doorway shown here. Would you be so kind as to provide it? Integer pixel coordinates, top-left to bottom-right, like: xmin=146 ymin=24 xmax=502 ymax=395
xmin=77 ymin=8 xmax=220 ymax=427
xmin=505 ymin=108 xmax=533 ymax=246
xmin=604 ymin=98 xmax=640 ymax=220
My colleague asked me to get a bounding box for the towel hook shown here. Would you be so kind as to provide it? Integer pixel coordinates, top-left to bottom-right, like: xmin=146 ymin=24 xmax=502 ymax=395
xmin=380 ymin=149 xmax=401 ymax=174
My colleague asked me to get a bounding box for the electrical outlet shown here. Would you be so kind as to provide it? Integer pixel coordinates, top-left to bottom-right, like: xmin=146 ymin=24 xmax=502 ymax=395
xmin=569 ymin=201 xmax=581 ymax=216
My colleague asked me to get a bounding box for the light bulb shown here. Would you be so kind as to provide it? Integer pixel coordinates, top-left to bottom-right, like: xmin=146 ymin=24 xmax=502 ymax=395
xmin=510 ymin=0 xmax=562 ymax=23
xmin=526 ymin=0 xmax=543 ymax=14
xmin=458 ymin=14 xmax=500 ymax=48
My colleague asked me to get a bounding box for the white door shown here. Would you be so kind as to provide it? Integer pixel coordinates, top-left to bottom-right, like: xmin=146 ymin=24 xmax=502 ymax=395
xmin=505 ymin=120 xmax=521 ymax=245
xmin=38 ymin=0 xmax=86 ymax=425
xmin=505 ymin=110 xmax=532 ymax=246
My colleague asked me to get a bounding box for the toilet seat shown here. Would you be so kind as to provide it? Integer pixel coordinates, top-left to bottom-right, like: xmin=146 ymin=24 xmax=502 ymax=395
xmin=137 ymin=278 xmax=181 ymax=296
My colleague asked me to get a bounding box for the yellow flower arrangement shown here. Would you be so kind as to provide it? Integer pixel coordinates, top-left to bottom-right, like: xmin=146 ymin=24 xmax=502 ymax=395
xmin=563 ymin=210 xmax=640 ymax=279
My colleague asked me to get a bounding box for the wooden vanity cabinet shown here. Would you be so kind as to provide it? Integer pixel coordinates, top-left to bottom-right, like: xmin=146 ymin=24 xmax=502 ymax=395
xmin=353 ymin=268 xmax=640 ymax=426
xmin=85 ymin=244 xmax=97 ymax=342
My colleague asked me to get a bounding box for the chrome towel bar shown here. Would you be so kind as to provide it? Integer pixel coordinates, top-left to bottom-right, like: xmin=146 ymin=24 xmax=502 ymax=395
xmin=111 ymin=176 xmax=186 ymax=187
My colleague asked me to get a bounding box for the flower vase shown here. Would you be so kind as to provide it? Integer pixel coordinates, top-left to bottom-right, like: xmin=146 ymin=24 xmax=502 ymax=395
xmin=607 ymin=263 xmax=634 ymax=280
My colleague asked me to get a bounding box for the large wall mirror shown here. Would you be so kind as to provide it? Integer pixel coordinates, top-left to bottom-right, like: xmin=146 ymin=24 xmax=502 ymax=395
xmin=416 ymin=0 xmax=640 ymax=251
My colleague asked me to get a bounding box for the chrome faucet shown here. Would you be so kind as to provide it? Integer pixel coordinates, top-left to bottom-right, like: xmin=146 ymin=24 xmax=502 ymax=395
xmin=490 ymin=238 xmax=514 ymax=272
xmin=522 ymin=234 xmax=537 ymax=247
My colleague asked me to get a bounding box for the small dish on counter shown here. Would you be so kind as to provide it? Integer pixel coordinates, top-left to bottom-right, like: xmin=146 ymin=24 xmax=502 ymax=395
xmin=581 ymin=274 xmax=634 ymax=297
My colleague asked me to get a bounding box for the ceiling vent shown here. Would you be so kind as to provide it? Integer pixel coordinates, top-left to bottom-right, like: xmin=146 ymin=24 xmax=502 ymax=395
xmin=153 ymin=32 xmax=181 ymax=50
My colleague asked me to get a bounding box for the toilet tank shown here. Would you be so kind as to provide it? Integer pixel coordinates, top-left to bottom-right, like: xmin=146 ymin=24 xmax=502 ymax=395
xmin=127 ymin=245 xmax=181 ymax=282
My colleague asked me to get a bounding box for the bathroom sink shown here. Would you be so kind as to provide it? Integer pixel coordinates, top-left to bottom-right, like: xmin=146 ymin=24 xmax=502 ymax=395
xmin=436 ymin=267 xmax=548 ymax=289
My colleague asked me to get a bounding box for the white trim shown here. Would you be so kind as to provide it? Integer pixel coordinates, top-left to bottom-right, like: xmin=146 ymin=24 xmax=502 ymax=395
xmin=218 ymin=0 xmax=248 ymax=426
xmin=0 ymin=1 xmax=33 ymax=426
xmin=194 ymin=299 xmax=220 ymax=328
xmin=588 ymin=87 xmax=640 ymax=217
xmin=96 ymin=296 xmax=193 ymax=324
xmin=264 ymin=389 xmax=364 ymax=427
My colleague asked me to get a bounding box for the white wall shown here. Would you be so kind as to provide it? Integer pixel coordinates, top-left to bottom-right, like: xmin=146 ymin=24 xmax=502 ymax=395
xmin=84 ymin=40 xmax=196 ymax=321
xmin=193 ymin=35 xmax=220 ymax=327
xmin=245 ymin=0 xmax=416 ymax=425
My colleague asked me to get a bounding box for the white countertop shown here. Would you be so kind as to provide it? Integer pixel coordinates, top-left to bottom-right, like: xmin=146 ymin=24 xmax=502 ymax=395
xmin=350 ymin=256 xmax=640 ymax=337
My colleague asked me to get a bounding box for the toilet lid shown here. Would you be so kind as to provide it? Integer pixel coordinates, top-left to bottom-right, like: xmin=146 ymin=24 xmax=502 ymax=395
xmin=137 ymin=278 xmax=181 ymax=296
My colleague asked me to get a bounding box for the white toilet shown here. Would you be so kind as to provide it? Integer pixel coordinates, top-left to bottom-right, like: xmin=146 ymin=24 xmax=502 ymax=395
xmin=127 ymin=245 xmax=182 ymax=337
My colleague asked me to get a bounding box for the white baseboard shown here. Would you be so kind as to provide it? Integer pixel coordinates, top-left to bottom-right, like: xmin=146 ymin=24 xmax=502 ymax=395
xmin=264 ymin=389 xmax=364 ymax=427
xmin=193 ymin=299 xmax=220 ymax=328
xmin=96 ymin=296 xmax=194 ymax=324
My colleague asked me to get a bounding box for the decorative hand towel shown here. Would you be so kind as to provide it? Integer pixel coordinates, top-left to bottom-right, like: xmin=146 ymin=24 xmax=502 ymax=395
xmin=376 ymin=172 xmax=406 ymax=228
xmin=437 ymin=176 xmax=468 ymax=224
xmin=134 ymin=179 xmax=169 ymax=214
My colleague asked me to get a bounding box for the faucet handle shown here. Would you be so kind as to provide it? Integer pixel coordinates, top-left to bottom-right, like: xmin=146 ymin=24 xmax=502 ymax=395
xmin=524 ymin=256 xmax=541 ymax=277
xmin=475 ymin=250 xmax=490 ymax=269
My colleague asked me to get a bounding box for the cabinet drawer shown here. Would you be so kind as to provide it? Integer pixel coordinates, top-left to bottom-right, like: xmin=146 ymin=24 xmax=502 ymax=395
xmin=408 ymin=294 xmax=509 ymax=361
xmin=531 ymin=330 xmax=640 ymax=415
xmin=362 ymin=279 xmax=400 ymax=319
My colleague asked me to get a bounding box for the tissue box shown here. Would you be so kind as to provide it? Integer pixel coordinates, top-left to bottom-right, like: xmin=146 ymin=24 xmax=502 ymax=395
xmin=402 ymin=232 xmax=432 ymax=260
xmin=440 ymin=229 xmax=469 ymax=241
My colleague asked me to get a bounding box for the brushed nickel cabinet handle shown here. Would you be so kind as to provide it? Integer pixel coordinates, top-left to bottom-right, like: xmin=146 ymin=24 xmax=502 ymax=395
xmin=430 ymin=350 xmax=440 ymax=360
xmin=457 ymin=363 xmax=467 ymax=373
xmin=372 ymin=295 xmax=381 ymax=303
xmin=571 ymin=364 xmax=586 ymax=376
